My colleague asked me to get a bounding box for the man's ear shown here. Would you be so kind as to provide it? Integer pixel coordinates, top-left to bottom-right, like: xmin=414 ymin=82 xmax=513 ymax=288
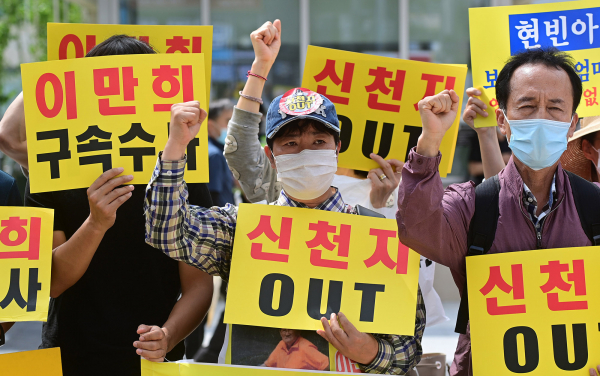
xmin=336 ymin=140 xmax=341 ymax=155
xmin=264 ymin=145 xmax=276 ymax=169
xmin=496 ymin=108 xmax=509 ymax=137
xmin=568 ymin=113 xmax=579 ymax=139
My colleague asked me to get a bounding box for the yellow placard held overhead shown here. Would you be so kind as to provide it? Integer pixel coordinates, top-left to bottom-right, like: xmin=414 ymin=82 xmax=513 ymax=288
xmin=47 ymin=23 xmax=212 ymax=102
xmin=467 ymin=246 xmax=600 ymax=376
xmin=0 ymin=348 xmax=63 ymax=376
xmin=224 ymin=204 xmax=420 ymax=335
xmin=470 ymin=0 xmax=600 ymax=127
xmin=0 ymin=207 xmax=53 ymax=322
xmin=21 ymin=53 xmax=208 ymax=193
xmin=302 ymin=46 xmax=467 ymax=175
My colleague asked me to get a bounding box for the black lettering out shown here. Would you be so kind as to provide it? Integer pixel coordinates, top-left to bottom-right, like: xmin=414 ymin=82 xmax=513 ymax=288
xmin=337 ymin=115 xmax=352 ymax=154
xmin=552 ymin=324 xmax=588 ymax=371
xmin=307 ymin=279 xmax=343 ymax=320
xmin=354 ymin=283 xmax=385 ymax=322
xmin=258 ymin=273 xmax=294 ymax=317
xmin=503 ymin=326 xmax=539 ymax=373
xmin=362 ymin=121 xmax=394 ymax=159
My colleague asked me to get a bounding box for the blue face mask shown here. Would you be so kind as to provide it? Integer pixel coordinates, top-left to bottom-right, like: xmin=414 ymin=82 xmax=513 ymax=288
xmin=216 ymin=128 xmax=228 ymax=145
xmin=504 ymin=111 xmax=572 ymax=171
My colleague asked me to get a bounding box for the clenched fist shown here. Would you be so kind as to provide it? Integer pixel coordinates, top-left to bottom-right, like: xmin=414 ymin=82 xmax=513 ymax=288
xmin=162 ymin=101 xmax=207 ymax=161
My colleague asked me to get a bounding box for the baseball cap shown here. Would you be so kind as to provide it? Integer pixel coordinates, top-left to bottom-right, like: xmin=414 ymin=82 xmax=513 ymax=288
xmin=266 ymin=88 xmax=340 ymax=139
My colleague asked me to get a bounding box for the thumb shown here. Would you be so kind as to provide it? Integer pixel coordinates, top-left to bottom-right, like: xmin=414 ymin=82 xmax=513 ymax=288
xmin=450 ymin=89 xmax=460 ymax=112
xmin=273 ymin=19 xmax=282 ymax=35
xmin=137 ymin=324 xmax=151 ymax=334
xmin=387 ymin=159 xmax=404 ymax=173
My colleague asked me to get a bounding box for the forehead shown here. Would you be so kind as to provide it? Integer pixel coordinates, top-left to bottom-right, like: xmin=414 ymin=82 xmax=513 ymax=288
xmin=508 ymin=63 xmax=573 ymax=105
xmin=277 ymin=123 xmax=333 ymax=138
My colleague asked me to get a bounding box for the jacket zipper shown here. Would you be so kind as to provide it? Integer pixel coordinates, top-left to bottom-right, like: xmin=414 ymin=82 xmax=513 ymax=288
xmin=538 ymin=196 xmax=564 ymax=248
xmin=518 ymin=190 xmax=564 ymax=249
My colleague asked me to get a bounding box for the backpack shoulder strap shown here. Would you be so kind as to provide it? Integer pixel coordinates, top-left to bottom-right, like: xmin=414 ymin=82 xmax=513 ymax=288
xmin=565 ymin=171 xmax=600 ymax=245
xmin=455 ymin=175 xmax=501 ymax=334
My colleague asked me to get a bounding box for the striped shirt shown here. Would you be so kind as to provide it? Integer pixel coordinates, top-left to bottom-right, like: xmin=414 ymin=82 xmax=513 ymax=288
xmin=144 ymin=154 xmax=425 ymax=374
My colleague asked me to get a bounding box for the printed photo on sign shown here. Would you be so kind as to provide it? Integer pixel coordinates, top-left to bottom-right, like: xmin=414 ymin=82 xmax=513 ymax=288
xmin=302 ymin=46 xmax=467 ymax=175
xmin=47 ymin=23 xmax=213 ymax=102
xmin=467 ymin=246 xmax=600 ymax=376
xmin=230 ymin=325 xmax=330 ymax=371
xmin=469 ymin=0 xmax=600 ymax=127
xmin=21 ymin=53 xmax=209 ymax=193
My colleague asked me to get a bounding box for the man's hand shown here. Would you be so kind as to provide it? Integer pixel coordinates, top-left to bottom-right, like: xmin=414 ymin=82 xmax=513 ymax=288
xmin=416 ymin=89 xmax=460 ymax=157
xmin=368 ymin=153 xmax=403 ymax=209
xmin=317 ymin=312 xmax=379 ymax=365
xmin=250 ymin=20 xmax=282 ymax=77
xmin=87 ymin=167 xmax=134 ymax=233
xmin=463 ymin=88 xmax=492 ymax=130
xmin=163 ymin=101 xmax=207 ymax=161
xmin=590 ymin=365 xmax=600 ymax=376
xmin=134 ymin=325 xmax=170 ymax=362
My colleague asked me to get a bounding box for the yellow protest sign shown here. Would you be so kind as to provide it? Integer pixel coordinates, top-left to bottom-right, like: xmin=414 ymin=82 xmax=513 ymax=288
xmin=0 ymin=348 xmax=62 ymax=376
xmin=467 ymin=246 xmax=600 ymax=375
xmin=301 ymin=46 xmax=467 ymax=176
xmin=224 ymin=203 xmax=420 ymax=335
xmin=21 ymin=53 xmax=208 ymax=193
xmin=470 ymin=0 xmax=600 ymax=127
xmin=0 ymin=207 xmax=53 ymax=322
xmin=141 ymin=359 xmax=350 ymax=375
xmin=47 ymin=23 xmax=212 ymax=102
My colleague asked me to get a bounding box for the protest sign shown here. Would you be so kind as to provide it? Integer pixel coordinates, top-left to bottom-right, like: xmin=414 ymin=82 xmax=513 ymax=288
xmin=470 ymin=0 xmax=600 ymax=127
xmin=467 ymin=246 xmax=600 ymax=375
xmin=0 ymin=348 xmax=62 ymax=376
xmin=0 ymin=207 xmax=53 ymax=322
xmin=224 ymin=204 xmax=420 ymax=335
xmin=301 ymin=46 xmax=467 ymax=175
xmin=47 ymin=23 xmax=212 ymax=102
xmin=141 ymin=359 xmax=352 ymax=375
xmin=21 ymin=53 xmax=208 ymax=193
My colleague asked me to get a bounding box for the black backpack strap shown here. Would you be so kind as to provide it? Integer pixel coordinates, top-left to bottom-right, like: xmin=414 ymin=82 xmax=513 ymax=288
xmin=565 ymin=171 xmax=600 ymax=245
xmin=455 ymin=175 xmax=501 ymax=334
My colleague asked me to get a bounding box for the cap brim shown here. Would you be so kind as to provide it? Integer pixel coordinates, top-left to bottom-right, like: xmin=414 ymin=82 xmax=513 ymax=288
xmin=267 ymin=114 xmax=340 ymax=139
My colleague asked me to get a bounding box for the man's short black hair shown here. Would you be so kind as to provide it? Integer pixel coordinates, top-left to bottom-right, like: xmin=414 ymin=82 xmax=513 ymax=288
xmin=85 ymin=34 xmax=156 ymax=57
xmin=267 ymin=119 xmax=340 ymax=151
xmin=208 ymin=99 xmax=234 ymax=121
xmin=496 ymin=47 xmax=582 ymax=114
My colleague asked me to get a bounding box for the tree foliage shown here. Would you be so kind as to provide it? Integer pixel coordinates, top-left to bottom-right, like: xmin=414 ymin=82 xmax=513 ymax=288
xmin=0 ymin=0 xmax=81 ymax=105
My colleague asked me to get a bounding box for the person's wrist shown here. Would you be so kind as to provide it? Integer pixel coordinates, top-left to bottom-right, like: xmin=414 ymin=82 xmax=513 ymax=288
xmin=416 ymin=133 xmax=443 ymax=157
xmin=85 ymin=215 xmax=108 ymax=235
xmin=474 ymin=125 xmax=496 ymax=137
xmin=356 ymin=334 xmax=379 ymax=364
xmin=162 ymin=140 xmax=187 ymax=161
xmin=251 ymin=60 xmax=272 ymax=78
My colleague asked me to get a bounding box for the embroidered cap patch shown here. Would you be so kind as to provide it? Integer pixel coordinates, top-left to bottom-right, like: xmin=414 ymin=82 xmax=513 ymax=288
xmin=279 ymin=88 xmax=323 ymax=116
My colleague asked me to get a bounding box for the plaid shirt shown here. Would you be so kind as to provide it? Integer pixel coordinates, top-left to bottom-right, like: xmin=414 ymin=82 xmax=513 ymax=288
xmin=522 ymin=174 xmax=557 ymax=231
xmin=145 ymin=154 xmax=425 ymax=375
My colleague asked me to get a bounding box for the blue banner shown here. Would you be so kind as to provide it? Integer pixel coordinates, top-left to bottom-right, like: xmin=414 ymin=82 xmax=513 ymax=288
xmin=509 ymin=7 xmax=600 ymax=54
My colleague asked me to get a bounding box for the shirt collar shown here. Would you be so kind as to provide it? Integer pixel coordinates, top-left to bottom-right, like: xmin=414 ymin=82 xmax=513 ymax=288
xmin=274 ymin=188 xmax=349 ymax=213
xmin=522 ymin=173 xmax=557 ymax=208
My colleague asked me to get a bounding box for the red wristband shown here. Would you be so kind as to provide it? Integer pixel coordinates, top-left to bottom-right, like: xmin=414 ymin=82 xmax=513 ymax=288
xmin=247 ymin=70 xmax=267 ymax=81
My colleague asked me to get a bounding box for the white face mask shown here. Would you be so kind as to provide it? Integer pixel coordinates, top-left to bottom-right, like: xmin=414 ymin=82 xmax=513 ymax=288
xmin=273 ymin=149 xmax=338 ymax=200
